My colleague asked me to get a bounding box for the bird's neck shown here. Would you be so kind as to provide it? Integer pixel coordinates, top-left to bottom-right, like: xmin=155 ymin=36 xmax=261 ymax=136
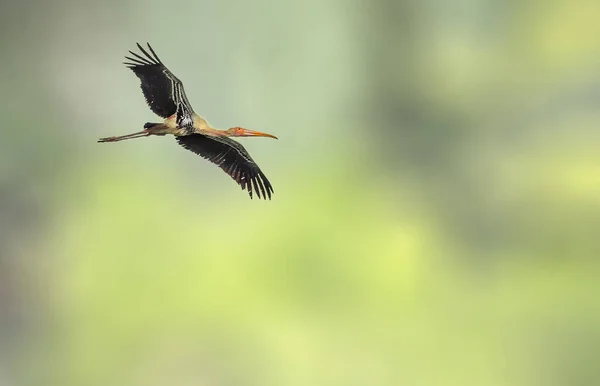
xmin=192 ymin=115 xmax=211 ymax=131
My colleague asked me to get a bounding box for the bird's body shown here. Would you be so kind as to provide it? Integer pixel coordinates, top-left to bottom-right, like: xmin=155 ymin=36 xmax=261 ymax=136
xmin=99 ymin=43 xmax=277 ymax=200
xmin=142 ymin=114 xmax=206 ymax=137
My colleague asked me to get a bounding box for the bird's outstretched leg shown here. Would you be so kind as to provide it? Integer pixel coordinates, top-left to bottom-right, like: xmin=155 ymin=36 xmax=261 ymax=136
xmin=98 ymin=130 xmax=150 ymax=143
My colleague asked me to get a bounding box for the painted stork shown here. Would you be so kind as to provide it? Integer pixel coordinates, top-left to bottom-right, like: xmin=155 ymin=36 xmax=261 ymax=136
xmin=98 ymin=43 xmax=277 ymax=200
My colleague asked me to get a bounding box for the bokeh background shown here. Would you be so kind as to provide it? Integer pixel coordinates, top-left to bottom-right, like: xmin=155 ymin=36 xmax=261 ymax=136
xmin=1 ymin=0 xmax=600 ymax=385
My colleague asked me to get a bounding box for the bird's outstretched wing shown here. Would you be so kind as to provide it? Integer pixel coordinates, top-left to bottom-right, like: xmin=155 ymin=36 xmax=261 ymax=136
xmin=176 ymin=134 xmax=274 ymax=200
xmin=124 ymin=43 xmax=195 ymax=128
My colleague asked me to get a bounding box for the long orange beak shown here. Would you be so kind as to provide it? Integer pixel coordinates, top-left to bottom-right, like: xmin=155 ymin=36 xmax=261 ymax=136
xmin=239 ymin=128 xmax=278 ymax=139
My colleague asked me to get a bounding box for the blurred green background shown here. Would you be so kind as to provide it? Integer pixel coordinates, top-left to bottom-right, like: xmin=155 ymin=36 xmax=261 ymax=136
xmin=1 ymin=0 xmax=600 ymax=385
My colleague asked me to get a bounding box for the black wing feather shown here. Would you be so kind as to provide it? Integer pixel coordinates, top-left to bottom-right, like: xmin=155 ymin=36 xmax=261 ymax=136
xmin=124 ymin=43 xmax=194 ymax=127
xmin=176 ymin=134 xmax=274 ymax=200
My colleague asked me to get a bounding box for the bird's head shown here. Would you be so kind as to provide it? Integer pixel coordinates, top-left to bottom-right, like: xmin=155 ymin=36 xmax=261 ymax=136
xmin=226 ymin=127 xmax=278 ymax=139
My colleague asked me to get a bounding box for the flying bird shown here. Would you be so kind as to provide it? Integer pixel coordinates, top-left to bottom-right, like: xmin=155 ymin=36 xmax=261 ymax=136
xmin=98 ymin=43 xmax=278 ymax=200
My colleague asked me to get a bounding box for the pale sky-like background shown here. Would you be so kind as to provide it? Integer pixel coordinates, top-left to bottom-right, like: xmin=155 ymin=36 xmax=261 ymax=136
xmin=1 ymin=1 xmax=600 ymax=385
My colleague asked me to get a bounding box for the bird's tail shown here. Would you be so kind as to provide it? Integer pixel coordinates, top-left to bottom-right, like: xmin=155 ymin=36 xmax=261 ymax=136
xmin=144 ymin=122 xmax=161 ymax=129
